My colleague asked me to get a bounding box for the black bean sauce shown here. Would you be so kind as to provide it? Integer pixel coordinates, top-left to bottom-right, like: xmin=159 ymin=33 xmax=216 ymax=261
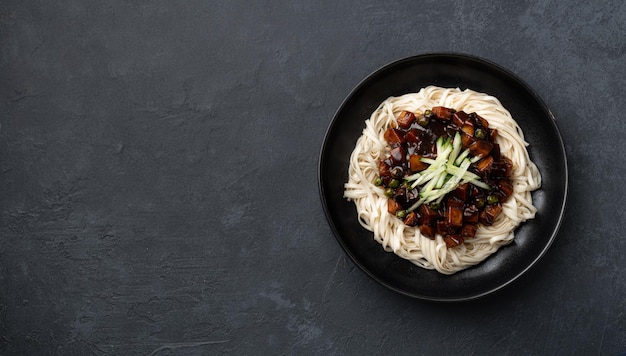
xmin=377 ymin=107 xmax=514 ymax=248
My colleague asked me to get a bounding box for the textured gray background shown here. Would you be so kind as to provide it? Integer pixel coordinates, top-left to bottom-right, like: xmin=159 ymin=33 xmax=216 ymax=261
xmin=1 ymin=1 xmax=625 ymax=355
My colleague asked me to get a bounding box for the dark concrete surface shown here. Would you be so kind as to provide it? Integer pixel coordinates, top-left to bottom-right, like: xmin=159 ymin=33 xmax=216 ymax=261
xmin=0 ymin=1 xmax=624 ymax=355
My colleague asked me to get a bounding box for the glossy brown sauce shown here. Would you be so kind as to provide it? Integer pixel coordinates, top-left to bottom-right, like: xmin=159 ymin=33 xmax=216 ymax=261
xmin=377 ymin=107 xmax=514 ymax=248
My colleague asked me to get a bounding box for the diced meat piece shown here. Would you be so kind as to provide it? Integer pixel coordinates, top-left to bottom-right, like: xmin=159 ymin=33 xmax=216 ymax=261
xmin=420 ymin=224 xmax=435 ymax=238
xmin=461 ymin=122 xmax=475 ymax=137
xmin=475 ymin=155 xmax=494 ymax=173
xmin=403 ymin=129 xmax=420 ymax=144
xmin=460 ymin=224 xmax=478 ymax=238
xmin=451 ymin=183 xmax=469 ymax=201
xmin=403 ymin=212 xmax=419 ymax=226
xmin=444 ymin=234 xmax=464 ymax=248
xmin=409 ymin=154 xmax=429 ymax=172
xmin=463 ymin=204 xmax=480 ymax=223
xmin=431 ymin=106 xmax=455 ymax=121
xmin=496 ymin=179 xmax=514 ymax=201
xmin=480 ymin=203 xmax=502 ymax=225
xmin=396 ymin=110 xmax=416 ymax=129
xmin=418 ymin=204 xmax=438 ymax=225
xmin=387 ymin=199 xmax=402 ymax=214
xmin=436 ymin=220 xmax=455 ymax=236
xmin=491 ymin=157 xmax=513 ymax=179
xmin=468 ymin=139 xmax=493 ymax=157
xmin=452 ymin=111 xmax=469 ymax=127
xmin=389 ymin=146 xmax=405 ymax=165
xmin=383 ymin=128 xmax=405 ymax=147
xmin=461 ymin=132 xmax=475 ymax=148
xmin=446 ymin=197 xmax=464 ymax=208
xmin=446 ymin=205 xmax=464 ymax=228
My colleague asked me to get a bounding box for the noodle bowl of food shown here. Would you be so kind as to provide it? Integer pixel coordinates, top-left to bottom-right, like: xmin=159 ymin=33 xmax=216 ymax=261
xmin=319 ymin=53 xmax=567 ymax=301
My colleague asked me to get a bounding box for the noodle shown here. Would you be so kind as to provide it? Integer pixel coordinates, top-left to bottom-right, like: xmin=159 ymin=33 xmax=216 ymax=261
xmin=344 ymin=86 xmax=541 ymax=274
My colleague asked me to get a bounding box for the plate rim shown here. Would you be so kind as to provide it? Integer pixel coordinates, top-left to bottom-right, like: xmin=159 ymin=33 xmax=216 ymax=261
xmin=318 ymin=52 xmax=569 ymax=302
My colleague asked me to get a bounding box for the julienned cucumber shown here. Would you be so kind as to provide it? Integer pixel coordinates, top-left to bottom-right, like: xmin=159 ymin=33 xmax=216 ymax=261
xmin=406 ymin=132 xmax=489 ymax=212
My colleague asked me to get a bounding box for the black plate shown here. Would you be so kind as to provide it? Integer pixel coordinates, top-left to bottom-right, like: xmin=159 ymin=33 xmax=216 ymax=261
xmin=318 ymin=53 xmax=568 ymax=301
